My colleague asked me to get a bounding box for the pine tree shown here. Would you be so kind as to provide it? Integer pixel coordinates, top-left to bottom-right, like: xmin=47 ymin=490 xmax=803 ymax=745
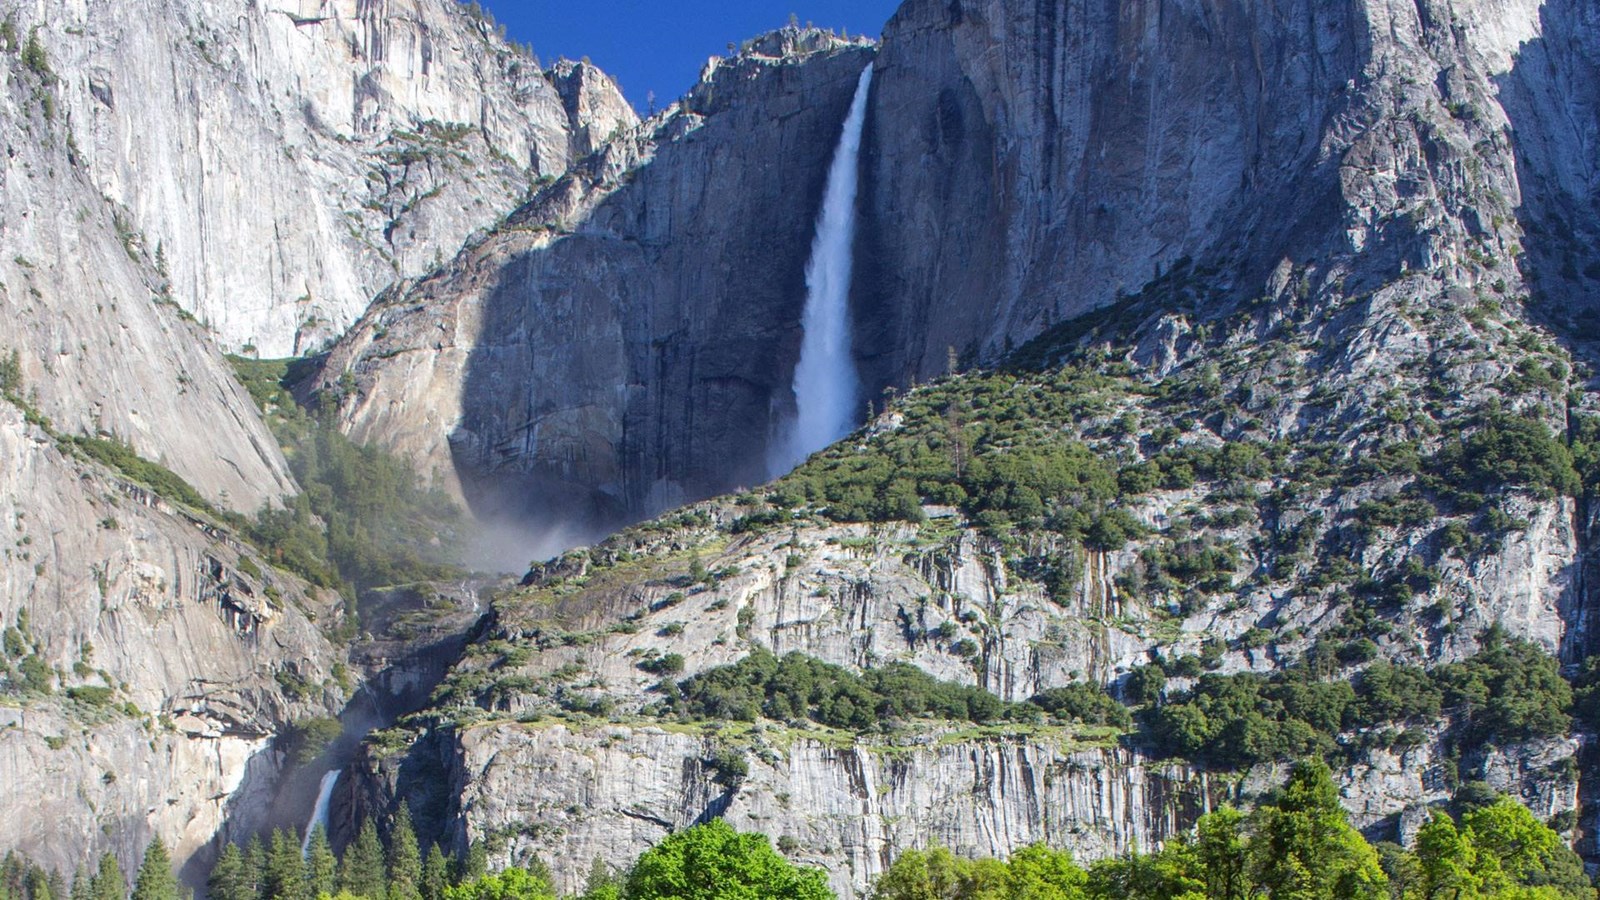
xmin=206 ymin=845 xmax=247 ymax=900
xmin=244 ymin=836 xmax=267 ymax=900
xmin=130 ymin=839 xmax=178 ymax=900
xmin=70 ymin=865 xmax=91 ymax=900
xmin=455 ymin=843 xmax=485 ymax=887
xmin=386 ymin=805 xmax=421 ymax=900
xmin=23 ymin=866 xmax=51 ymax=900
xmin=89 ymin=854 xmax=124 ymax=900
xmin=419 ymin=848 xmax=448 ymax=900
xmin=262 ymin=830 xmax=307 ymax=900
xmin=3 ymin=855 xmax=25 ymax=900
xmin=1249 ymin=761 xmax=1388 ymax=900
xmin=304 ymin=829 xmax=337 ymax=900
xmin=339 ymin=821 xmax=385 ymax=900
xmin=46 ymin=870 xmax=64 ymax=900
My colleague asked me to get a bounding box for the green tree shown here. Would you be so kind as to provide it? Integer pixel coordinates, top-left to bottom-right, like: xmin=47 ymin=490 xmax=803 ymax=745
xmin=1249 ymin=761 xmax=1387 ymax=900
xmin=1414 ymin=811 xmax=1484 ymax=900
xmin=1 ymin=854 xmax=22 ymax=900
xmin=206 ymin=845 xmax=248 ymax=900
xmin=130 ymin=839 xmax=178 ymax=900
xmin=90 ymin=855 xmax=124 ymax=900
xmin=420 ymin=848 xmax=450 ymax=900
xmin=1194 ymin=806 xmax=1247 ymax=900
xmin=341 ymin=821 xmax=387 ymax=900
xmin=24 ymin=867 xmax=53 ymax=900
xmin=305 ymin=828 xmax=338 ymax=899
xmin=70 ymin=865 xmax=91 ymax=900
xmin=1004 ymin=844 xmax=1087 ymax=899
xmin=456 ymin=844 xmax=486 ymax=887
xmin=1373 ymin=841 xmax=1421 ymax=900
xmin=625 ymin=820 xmax=832 ymax=900
xmin=263 ymin=830 xmax=307 ymax=900
xmin=245 ymin=835 xmax=267 ymax=900
xmin=574 ymin=860 xmax=619 ymax=900
xmin=388 ymin=805 xmax=422 ymax=900
xmin=440 ymin=868 xmax=553 ymax=900
xmin=1084 ymin=846 xmax=1203 ymax=900
xmin=1461 ymin=798 xmax=1593 ymax=898
xmin=869 ymin=847 xmax=967 ymax=899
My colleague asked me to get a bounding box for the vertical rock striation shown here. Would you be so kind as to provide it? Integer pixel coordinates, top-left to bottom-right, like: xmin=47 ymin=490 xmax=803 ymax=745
xmin=20 ymin=0 xmax=634 ymax=354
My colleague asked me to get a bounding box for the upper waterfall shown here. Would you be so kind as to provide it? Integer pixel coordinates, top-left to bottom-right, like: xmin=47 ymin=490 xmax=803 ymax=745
xmin=768 ymin=63 xmax=875 ymax=478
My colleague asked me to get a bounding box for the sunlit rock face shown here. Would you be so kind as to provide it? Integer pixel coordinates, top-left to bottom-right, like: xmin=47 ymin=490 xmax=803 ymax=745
xmin=29 ymin=0 xmax=634 ymax=356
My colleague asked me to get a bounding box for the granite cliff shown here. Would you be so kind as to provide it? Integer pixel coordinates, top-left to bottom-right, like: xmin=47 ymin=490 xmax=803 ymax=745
xmin=318 ymin=30 xmax=878 ymax=539
xmin=0 ymin=0 xmax=628 ymax=878
xmin=0 ymin=15 xmax=349 ymax=877
xmin=322 ymin=0 xmax=1598 ymax=540
xmin=28 ymin=0 xmax=633 ymax=355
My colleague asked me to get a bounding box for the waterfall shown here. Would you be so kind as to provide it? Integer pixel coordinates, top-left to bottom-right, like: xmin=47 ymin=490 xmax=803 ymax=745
xmin=769 ymin=64 xmax=875 ymax=478
xmin=301 ymin=768 xmax=341 ymax=856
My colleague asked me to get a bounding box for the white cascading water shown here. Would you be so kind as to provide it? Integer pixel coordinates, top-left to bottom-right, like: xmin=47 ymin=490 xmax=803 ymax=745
xmin=769 ymin=64 xmax=875 ymax=478
xmin=300 ymin=769 xmax=341 ymax=856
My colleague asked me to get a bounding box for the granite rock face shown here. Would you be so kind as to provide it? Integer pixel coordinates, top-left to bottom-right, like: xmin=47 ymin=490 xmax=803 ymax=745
xmin=320 ymin=32 xmax=878 ymax=538
xmin=348 ymin=489 xmax=1582 ymax=896
xmin=852 ymin=0 xmax=1554 ymax=383
xmin=370 ymin=723 xmax=1217 ymax=900
xmin=0 ymin=23 xmax=350 ymax=878
xmin=324 ymin=0 xmax=1595 ymax=537
xmin=0 ymin=393 xmax=348 ymax=879
xmin=15 ymin=0 xmax=633 ymax=355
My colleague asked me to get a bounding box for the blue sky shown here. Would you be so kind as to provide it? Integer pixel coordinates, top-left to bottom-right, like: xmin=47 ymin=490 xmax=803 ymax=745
xmin=475 ymin=1 xmax=904 ymax=112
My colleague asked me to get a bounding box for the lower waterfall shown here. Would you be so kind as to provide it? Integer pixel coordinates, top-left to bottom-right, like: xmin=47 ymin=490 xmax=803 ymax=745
xmin=301 ymin=769 xmax=341 ymax=855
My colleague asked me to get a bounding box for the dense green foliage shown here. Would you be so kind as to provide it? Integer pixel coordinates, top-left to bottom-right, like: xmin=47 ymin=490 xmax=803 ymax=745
xmin=664 ymin=649 xmax=1016 ymax=728
xmin=228 ymin=356 xmax=464 ymax=599
xmin=655 ymin=632 xmax=1567 ymax=772
xmin=766 ymin=368 xmax=1173 ymax=541
xmin=1143 ymin=629 xmax=1571 ymax=768
xmin=1030 ymin=683 xmax=1133 ymax=729
xmin=68 ymin=436 xmax=214 ymax=512
xmin=662 ymin=649 xmax=1126 ymax=732
xmin=624 ymin=819 xmax=831 ymax=900
xmin=1425 ymin=413 xmax=1581 ymax=503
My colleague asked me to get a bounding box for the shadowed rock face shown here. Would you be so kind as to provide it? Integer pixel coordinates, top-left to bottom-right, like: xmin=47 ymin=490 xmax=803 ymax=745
xmin=321 ymin=33 xmax=879 ymax=544
xmin=1494 ymin=0 xmax=1600 ymax=344
xmin=326 ymin=0 xmax=1599 ymax=544
xmin=854 ymin=0 xmax=1368 ymax=384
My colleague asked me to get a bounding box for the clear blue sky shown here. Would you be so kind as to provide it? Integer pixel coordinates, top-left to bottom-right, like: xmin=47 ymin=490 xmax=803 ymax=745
xmin=476 ymin=1 xmax=904 ymax=112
